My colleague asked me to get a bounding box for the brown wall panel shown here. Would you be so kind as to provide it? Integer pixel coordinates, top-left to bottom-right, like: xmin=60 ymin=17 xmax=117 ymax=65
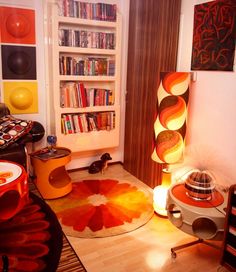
xmin=124 ymin=0 xmax=181 ymax=188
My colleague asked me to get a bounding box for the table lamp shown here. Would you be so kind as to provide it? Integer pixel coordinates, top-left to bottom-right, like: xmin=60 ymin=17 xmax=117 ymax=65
xmin=151 ymin=72 xmax=190 ymax=216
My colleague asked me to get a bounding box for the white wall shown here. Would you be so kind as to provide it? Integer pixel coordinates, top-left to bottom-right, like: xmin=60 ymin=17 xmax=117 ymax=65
xmin=177 ymin=0 xmax=236 ymax=185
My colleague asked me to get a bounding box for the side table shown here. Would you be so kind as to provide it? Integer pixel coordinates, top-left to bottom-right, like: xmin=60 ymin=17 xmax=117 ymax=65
xmin=30 ymin=147 xmax=72 ymax=199
xmin=167 ymin=182 xmax=228 ymax=258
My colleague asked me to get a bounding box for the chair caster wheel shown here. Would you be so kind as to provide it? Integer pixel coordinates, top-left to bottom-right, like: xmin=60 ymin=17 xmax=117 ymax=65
xmin=171 ymin=251 xmax=177 ymax=258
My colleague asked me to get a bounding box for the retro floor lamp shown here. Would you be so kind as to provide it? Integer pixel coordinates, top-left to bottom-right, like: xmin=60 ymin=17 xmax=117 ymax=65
xmin=151 ymin=72 xmax=190 ymax=216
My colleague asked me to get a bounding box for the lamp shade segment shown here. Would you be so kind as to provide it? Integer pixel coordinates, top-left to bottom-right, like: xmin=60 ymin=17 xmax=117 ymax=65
xmin=156 ymin=130 xmax=184 ymax=164
xmin=159 ymin=96 xmax=187 ymax=130
xmin=162 ymin=72 xmax=190 ymax=95
xmin=152 ymin=72 xmax=190 ymax=164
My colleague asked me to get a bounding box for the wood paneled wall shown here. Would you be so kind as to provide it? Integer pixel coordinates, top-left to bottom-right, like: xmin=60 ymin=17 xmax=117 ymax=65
xmin=124 ymin=0 xmax=181 ymax=188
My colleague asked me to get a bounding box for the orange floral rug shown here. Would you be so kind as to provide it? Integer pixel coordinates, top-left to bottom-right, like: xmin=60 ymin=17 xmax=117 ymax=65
xmin=47 ymin=179 xmax=154 ymax=238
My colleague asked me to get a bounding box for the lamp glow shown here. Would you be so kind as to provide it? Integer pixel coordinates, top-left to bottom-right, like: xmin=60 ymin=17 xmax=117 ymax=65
xmin=153 ymin=186 xmax=169 ymax=216
xmin=153 ymin=169 xmax=171 ymax=217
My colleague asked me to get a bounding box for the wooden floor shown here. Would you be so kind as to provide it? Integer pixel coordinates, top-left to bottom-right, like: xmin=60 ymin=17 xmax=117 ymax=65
xmin=65 ymin=164 xmax=228 ymax=272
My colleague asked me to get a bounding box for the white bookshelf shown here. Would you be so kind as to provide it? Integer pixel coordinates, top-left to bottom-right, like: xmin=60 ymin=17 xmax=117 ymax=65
xmin=49 ymin=0 xmax=121 ymax=152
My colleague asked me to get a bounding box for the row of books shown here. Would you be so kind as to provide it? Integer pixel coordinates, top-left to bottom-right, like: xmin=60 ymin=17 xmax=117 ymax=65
xmin=58 ymin=0 xmax=117 ymax=22
xmin=59 ymin=56 xmax=115 ymax=76
xmin=60 ymin=82 xmax=114 ymax=108
xmin=61 ymin=111 xmax=115 ymax=134
xmin=58 ymin=29 xmax=115 ymax=49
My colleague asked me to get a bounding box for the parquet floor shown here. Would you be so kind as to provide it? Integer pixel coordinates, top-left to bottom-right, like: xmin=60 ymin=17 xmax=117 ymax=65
xmin=65 ymin=164 xmax=228 ymax=272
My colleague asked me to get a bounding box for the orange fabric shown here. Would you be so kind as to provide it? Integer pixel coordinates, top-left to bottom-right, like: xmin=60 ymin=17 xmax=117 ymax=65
xmin=172 ymin=183 xmax=224 ymax=208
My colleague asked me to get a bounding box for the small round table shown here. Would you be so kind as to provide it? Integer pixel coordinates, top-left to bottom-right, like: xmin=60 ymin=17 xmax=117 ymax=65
xmin=166 ymin=182 xmax=228 ymax=258
xmin=30 ymin=147 xmax=72 ymax=199
xmin=167 ymin=182 xmax=227 ymax=240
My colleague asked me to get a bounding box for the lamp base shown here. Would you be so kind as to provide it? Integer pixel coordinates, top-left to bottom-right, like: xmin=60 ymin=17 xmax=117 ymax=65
xmin=153 ymin=168 xmax=172 ymax=217
xmin=153 ymin=202 xmax=168 ymax=217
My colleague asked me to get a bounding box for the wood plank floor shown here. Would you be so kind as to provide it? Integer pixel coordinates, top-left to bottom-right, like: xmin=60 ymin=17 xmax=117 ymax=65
xmin=65 ymin=164 xmax=228 ymax=272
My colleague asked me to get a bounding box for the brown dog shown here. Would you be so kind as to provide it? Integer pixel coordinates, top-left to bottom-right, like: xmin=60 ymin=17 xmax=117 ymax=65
xmin=88 ymin=153 xmax=112 ymax=174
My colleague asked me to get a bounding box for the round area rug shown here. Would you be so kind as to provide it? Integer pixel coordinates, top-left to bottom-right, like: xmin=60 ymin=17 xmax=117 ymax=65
xmin=47 ymin=179 xmax=154 ymax=238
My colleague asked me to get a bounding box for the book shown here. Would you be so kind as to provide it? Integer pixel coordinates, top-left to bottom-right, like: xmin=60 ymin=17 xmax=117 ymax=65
xmin=58 ymin=1 xmax=117 ymax=21
xmin=79 ymin=82 xmax=87 ymax=107
xmin=65 ymin=114 xmax=73 ymax=134
xmin=77 ymin=114 xmax=83 ymax=132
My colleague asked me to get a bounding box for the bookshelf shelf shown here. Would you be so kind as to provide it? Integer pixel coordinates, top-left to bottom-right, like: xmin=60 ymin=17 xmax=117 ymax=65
xmin=56 ymin=128 xmax=119 ymax=152
xmin=59 ymin=75 xmax=116 ymax=81
xmin=57 ymin=15 xmax=117 ymax=29
xmin=48 ymin=0 xmax=121 ymax=152
xmin=58 ymin=105 xmax=119 ymax=114
xmin=58 ymin=46 xmax=117 ymax=55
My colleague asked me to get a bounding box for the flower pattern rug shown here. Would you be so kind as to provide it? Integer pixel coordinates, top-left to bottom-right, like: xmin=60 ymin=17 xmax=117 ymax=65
xmin=47 ymin=179 xmax=154 ymax=238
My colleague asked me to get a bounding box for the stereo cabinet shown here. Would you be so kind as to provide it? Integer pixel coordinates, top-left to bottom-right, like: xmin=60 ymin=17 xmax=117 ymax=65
xmin=220 ymin=184 xmax=236 ymax=272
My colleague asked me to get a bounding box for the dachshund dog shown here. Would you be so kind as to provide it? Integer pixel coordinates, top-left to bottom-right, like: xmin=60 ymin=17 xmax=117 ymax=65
xmin=88 ymin=153 xmax=112 ymax=174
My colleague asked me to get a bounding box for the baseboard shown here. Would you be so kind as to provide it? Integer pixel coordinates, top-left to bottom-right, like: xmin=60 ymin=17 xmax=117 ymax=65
xmin=67 ymin=161 xmax=123 ymax=173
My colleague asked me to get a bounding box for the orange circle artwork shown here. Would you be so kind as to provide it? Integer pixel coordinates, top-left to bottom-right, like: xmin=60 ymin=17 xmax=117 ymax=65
xmin=6 ymin=14 xmax=31 ymax=38
xmin=0 ymin=6 xmax=35 ymax=44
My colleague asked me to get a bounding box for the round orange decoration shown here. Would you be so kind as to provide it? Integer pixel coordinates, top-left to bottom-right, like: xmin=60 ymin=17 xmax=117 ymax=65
xmin=6 ymin=14 xmax=31 ymax=38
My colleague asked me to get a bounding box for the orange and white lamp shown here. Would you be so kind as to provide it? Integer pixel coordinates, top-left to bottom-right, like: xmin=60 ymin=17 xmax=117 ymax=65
xmin=152 ymin=72 xmax=191 ymax=216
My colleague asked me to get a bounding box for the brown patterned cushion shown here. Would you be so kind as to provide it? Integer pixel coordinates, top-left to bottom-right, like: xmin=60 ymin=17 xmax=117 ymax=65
xmin=0 ymin=115 xmax=33 ymax=149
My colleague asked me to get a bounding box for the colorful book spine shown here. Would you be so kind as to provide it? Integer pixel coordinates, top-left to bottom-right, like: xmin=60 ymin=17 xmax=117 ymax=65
xmin=60 ymin=82 xmax=114 ymax=108
xmin=61 ymin=111 xmax=115 ymax=134
xmin=58 ymin=0 xmax=117 ymax=22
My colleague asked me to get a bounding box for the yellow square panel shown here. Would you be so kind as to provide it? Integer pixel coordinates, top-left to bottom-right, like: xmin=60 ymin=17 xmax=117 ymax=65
xmin=3 ymin=81 xmax=38 ymax=114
